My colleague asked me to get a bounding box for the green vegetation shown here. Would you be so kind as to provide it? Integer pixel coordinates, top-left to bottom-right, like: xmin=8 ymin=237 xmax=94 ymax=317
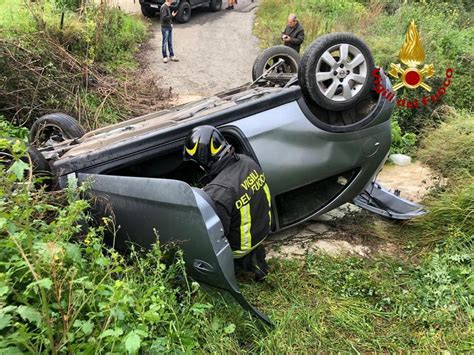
xmin=0 ymin=134 xmax=217 ymax=353
xmin=0 ymin=0 xmax=157 ymax=130
xmin=0 ymin=0 xmax=472 ymax=353
xmin=418 ymin=109 xmax=474 ymax=179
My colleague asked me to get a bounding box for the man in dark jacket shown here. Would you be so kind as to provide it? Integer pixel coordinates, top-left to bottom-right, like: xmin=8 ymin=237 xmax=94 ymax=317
xmin=160 ymin=0 xmax=179 ymax=63
xmin=281 ymin=14 xmax=305 ymax=53
xmin=183 ymin=125 xmax=272 ymax=280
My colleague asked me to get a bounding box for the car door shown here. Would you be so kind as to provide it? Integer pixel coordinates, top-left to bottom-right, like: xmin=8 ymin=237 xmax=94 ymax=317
xmin=77 ymin=173 xmax=271 ymax=325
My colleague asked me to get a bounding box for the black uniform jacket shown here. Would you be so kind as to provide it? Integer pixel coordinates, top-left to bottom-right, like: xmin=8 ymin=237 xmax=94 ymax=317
xmin=282 ymin=22 xmax=305 ymax=53
xmin=203 ymin=153 xmax=272 ymax=257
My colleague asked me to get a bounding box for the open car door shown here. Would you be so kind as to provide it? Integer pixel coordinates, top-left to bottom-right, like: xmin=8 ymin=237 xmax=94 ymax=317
xmin=77 ymin=174 xmax=272 ymax=326
xmin=353 ymin=180 xmax=426 ymax=219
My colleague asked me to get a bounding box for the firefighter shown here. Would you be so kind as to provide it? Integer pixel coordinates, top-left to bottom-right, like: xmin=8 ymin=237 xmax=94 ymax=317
xmin=183 ymin=125 xmax=272 ymax=281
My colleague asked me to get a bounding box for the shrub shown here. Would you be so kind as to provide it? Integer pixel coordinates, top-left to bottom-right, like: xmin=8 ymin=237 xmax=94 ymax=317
xmin=0 ymin=1 xmax=165 ymax=130
xmin=390 ymin=120 xmax=417 ymax=155
xmin=0 ymin=137 xmax=212 ymax=353
xmin=417 ymin=110 xmax=474 ymax=179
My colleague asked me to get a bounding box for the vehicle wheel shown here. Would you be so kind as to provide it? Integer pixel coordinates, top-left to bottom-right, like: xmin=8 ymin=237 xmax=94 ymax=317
xmin=29 ymin=113 xmax=85 ymax=147
xmin=0 ymin=143 xmax=51 ymax=183
xmin=28 ymin=145 xmax=50 ymax=176
xmin=141 ymin=4 xmax=157 ymax=18
xmin=209 ymin=0 xmax=222 ymax=12
xmin=252 ymin=45 xmax=301 ymax=82
xmin=176 ymin=1 xmax=192 ymax=23
xmin=298 ymin=33 xmax=375 ymax=112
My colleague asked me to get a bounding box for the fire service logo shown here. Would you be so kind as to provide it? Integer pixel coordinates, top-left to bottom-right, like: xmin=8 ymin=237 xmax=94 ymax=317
xmin=388 ymin=20 xmax=435 ymax=91
xmin=373 ymin=20 xmax=454 ymax=109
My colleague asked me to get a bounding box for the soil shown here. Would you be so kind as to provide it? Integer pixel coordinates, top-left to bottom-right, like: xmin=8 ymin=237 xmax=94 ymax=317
xmin=111 ymin=0 xmax=438 ymax=259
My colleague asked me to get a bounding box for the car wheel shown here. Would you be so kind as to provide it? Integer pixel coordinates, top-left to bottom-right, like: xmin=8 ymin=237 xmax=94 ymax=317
xmin=0 ymin=143 xmax=51 ymax=182
xmin=209 ymin=0 xmax=222 ymax=12
xmin=298 ymin=33 xmax=375 ymax=112
xmin=176 ymin=2 xmax=192 ymax=23
xmin=141 ymin=5 xmax=157 ymax=18
xmin=252 ymin=45 xmax=301 ymax=82
xmin=29 ymin=113 xmax=85 ymax=147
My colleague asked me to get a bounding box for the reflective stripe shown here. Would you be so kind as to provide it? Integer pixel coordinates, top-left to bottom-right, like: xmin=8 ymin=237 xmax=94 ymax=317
xmin=233 ymin=239 xmax=265 ymax=259
xmin=263 ymin=183 xmax=272 ymax=226
xmin=240 ymin=203 xmax=252 ymax=252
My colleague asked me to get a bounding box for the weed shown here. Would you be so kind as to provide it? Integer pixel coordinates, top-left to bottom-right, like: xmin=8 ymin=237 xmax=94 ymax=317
xmin=0 ymin=136 xmax=214 ymax=353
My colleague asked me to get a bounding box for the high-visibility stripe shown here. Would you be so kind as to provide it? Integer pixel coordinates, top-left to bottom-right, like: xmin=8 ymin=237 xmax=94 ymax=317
xmin=233 ymin=239 xmax=265 ymax=258
xmin=263 ymin=183 xmax=272 ymax=226
xmin=239 ymin=203 xmax=252 ymax=252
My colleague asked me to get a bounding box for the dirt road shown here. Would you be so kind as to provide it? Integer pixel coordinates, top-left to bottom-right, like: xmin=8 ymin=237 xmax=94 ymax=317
xmin=138 ymin=1 xmax=260 ymax=97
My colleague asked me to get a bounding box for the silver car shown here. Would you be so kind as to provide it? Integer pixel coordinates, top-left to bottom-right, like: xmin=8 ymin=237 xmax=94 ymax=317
xmin=29 ymin=33 xmax=425 ymax=325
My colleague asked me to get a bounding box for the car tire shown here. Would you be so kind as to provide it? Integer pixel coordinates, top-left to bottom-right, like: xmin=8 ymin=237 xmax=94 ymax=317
xmin=298 ymin=33 xmax=375 ymax=112
xmin=28 ymin=145 xmax=50 ymax=175
xmin=252 ymin=45 xmax=301 ymax=82
xmin=0 ymin=142 xmax=51 ymax=184
xmin=141 ymin=5 xmax=157 ymax=18
xmin=176 ymin=2 xmax=192 ymax=23
xmin=209 ymin=0 xmax=222 ymax=12
xmin=29 ymin=113 xmax=85 ymax=147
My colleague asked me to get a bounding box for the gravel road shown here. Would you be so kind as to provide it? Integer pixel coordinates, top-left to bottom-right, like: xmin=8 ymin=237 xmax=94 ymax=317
xmin=137 ymin=1 xmax=261 ymax=96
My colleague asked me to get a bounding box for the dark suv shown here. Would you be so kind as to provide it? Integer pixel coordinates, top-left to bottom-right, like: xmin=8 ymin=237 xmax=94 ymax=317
xmin=139 ymin=0 xmax=222 ymax=23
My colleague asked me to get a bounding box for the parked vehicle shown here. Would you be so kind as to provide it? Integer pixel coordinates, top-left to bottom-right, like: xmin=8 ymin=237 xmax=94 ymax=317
xmin=29 ymin=33 xmax=425 ymax=325
xmin=139 ymin=0 xmax=222 ymax=23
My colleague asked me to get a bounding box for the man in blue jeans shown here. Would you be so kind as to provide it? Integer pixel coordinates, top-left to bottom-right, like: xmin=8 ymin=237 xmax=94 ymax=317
xmin=160 ymin=0 xmax=179 ymax=63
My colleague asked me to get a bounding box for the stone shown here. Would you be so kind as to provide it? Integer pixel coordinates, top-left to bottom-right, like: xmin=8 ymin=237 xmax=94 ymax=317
xmin=267 ymin=226 xmax=300 ymax=242
xmin=304 ymin=222 xmax=330 ymax=235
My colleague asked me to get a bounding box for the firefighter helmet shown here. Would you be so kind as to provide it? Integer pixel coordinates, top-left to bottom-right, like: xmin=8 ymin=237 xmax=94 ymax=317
xmin=183 ymin=125 xmax=231 ymax=170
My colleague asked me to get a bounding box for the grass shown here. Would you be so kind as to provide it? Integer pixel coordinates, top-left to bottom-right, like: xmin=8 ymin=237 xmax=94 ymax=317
xmin=417 ymin=109 xmax=474 ymax=179
xmin=1 ymin=0 xmax=473 ymax=352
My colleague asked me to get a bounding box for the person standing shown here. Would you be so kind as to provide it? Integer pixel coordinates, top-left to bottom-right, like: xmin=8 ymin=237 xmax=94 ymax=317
xmin=226 ymin=0 xmax=236 ymax=10
xmin=281 ymin=14 xmax=305 ymax=53
xmin=160 ymin=0 xmax=179 ymax=63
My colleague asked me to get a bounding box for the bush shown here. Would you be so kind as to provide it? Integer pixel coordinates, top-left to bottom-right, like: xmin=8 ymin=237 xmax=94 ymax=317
xmin=0 ymin=1 xmax=165 ymax=130
xmin=390 ymin=120 xmax=417 ymax=154
xmin=0 ymin=137 xmax=212 ymax=353
xmin=417 ymin=110 xmax=474 ymax=178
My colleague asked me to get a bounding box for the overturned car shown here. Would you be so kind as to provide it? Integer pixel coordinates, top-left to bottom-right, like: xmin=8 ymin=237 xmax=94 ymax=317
xmin=29 ymin=33 xmax=425 ymax=325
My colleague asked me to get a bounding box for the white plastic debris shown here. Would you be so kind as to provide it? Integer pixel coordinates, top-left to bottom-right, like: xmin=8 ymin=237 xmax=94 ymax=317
xmin=389 ymin=154 xmax=412 ymax=166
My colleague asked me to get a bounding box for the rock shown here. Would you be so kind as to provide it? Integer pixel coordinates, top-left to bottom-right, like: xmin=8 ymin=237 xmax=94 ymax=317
xmin=309 ymin=240 xmax=371 ymax=257
xmin=267 ymin=226 xmax=300 ymax=241
xmin=304 ymin=223 xmax=329 ymax=235
xmin=267 ymin=244 xmax=306 ymax=260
